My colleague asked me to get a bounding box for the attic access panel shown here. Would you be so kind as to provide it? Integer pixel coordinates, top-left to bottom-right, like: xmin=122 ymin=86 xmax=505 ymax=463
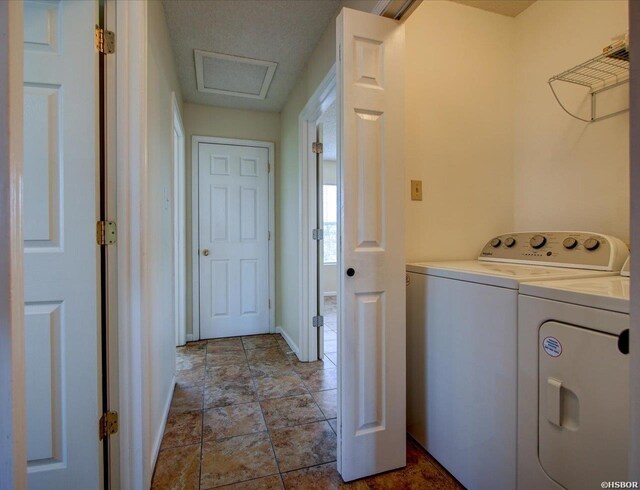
xmin=194 ymin=50 xmax=277 ymax=100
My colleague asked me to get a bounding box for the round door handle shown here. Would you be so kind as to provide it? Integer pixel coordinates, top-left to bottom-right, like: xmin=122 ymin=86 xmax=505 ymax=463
xmin=202 ymin=249 xmax=210 ymax=256
xmin=346 ymin=268 xmax=355 ymax=277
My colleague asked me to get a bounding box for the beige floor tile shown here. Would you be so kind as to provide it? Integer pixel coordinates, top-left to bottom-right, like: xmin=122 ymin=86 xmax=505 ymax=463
xmin=260 ymin=394 xmax=325 ymax=430
xmin=311 ymin=389 xmax=337 ymax=419
xmin=254 ymin=373 xmax=308 ymax=400
xmin=288 ymin=356 xmax=330 ymax=375
xmin=151 ymin=443 xmax=200 ymax=490
xmin=282 ymin=462 xmax=368 ymax=489
xmin=247 ymin=347 xmax=288 ymax=363
xmin=214 ymin=474 xmax=284 ymax=489
xmin=243 ymin=335 xmax=278 ymax=350
xmin=270 ymin=421 xmax=336 ymax=472
xmin=207 ymin=350 xmax=248 ymax=367
xmin=203 ymin=402 xmax=266 ymax=440
xmin=299 ymin=367 xmax=337 ymax=392
xmin=206 ymin=363 xmax=252 ymax=384
xmin=160 ymin=410 xmax=202 ymax=450
xmin=200 ymin=432 xmax=279 ymax=488
xmin=169 ymin=385 xmax=203 ymax=413
xmin=175 ymin=365 xmax=205 ymax=388
xmin=176 ymin=352 xmax=205 ymax=371
xmin=328 ymin=418 xmax=337 ymax=433
xmin=207 ymin=337 xmax=244 ymax=353
xmin=204 ymin=378 xmax=257 ymax=408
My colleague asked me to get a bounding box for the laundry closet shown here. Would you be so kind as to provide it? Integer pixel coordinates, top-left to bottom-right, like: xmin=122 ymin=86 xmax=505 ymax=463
xmin=403 ymin=1 xmax=630 ymax=489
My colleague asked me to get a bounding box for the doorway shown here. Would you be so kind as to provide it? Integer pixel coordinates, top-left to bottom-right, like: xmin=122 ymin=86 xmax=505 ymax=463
xmin=316 ymin=101 xmax=339 ymax=364
xmin=191 ymin=136 xmax=275 ymax=340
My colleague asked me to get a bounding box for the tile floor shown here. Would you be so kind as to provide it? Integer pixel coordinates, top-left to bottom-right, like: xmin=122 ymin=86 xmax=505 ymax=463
xmin=152 ymin=333 xmax=462 ymax=489
xmin=323 ymin=295 xmax=337 ymax=365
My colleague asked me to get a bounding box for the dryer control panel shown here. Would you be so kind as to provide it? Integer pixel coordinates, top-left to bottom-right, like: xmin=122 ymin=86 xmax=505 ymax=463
xmin=478 ymin=232 xmax=629 ymax=271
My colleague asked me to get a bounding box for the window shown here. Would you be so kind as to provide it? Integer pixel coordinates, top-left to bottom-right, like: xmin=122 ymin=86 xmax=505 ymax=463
xmin=323 ymin=184 xmax=337 ymax=264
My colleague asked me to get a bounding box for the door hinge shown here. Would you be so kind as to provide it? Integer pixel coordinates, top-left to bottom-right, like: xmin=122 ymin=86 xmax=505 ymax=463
xmin=99 ymin=411 xmax=118 ymax=440
xmin=267 ymin=163 xmax=271 ymax=173
xmin=312 ymin=228 xmax=324 ymax=240
xmin=312 ymin=142 xmax=323 ymax=154
xmin=312 ymin=315 xmax=324 ymax=328
xmin=268 ymin=231 xmax=271 ymax=241
xmin=96 ymin=220 xmax=117 ymax=245
xmin=95 ymin=26 xmax=115 ymax=54
xmin=269 ymin=299 xmax=271 ymax=309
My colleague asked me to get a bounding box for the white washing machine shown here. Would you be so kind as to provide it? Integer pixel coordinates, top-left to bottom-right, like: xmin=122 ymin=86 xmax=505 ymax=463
xmin=406 ymin=232 xmax=628 ymax=490
xmin=518 ymin=258 xmax=630 ymax=489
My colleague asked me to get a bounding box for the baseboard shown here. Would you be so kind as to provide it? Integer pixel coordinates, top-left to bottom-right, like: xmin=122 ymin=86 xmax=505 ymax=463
xmin=150 ymin=375 xmax=175 ymax=476
xmin=276 ymin=326 xmax=300 ymax=356
xmin=186 ymin=333 xmax=195 ymax=342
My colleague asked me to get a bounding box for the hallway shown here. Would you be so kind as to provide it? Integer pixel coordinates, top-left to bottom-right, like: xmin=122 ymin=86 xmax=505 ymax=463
xmin=151 ymin=334 xmax=462 ymax=489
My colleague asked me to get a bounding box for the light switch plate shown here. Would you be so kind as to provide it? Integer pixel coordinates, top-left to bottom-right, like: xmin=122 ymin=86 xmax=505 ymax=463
xmin=411 ymin=180 xmax=423 ymax=201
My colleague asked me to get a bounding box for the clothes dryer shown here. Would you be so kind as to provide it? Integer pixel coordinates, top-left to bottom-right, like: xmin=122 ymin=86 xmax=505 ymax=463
xmin=517 ymin=258 xmax=630 ymax=489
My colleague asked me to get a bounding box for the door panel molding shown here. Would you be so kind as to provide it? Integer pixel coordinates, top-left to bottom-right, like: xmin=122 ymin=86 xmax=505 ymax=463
xmin=191 ymin=136 xmax=275 ymax=340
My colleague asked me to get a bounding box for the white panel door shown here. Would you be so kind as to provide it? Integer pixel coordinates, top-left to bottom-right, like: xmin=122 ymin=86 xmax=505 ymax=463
xmin=198 ymin=143 xmax=270 ymax=338
xmin=337 ymin=7 xmax=406 ymax=481
xmin=23 ymin=1 xmax=101 ymax=488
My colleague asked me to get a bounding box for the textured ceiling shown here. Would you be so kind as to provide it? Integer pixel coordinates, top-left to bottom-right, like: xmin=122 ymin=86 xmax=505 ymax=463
xmin=163 ymin=0 xmax=344 ymax=112
xmin=318 ymin=99 xmax=337 ymax=161
xmin=448 ymin=0 xmax=535 ymax=17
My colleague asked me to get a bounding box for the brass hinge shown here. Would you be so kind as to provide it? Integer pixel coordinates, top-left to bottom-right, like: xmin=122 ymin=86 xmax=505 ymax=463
xmin=95 ymin=26 xmax=115 ymax=54
xmin=99 ymin=411 xmax=118 ymax=440
xmin=312 ymin=142 xmax=323 ymax=154
xmin=97 ymin=220 xmax=117 ymax=245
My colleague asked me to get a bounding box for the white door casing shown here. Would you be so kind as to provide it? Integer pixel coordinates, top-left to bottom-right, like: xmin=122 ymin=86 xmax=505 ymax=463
xmin=23 ymin=1 xmax=101 ymax=488
xmin=172 ymin=93 xmax=186 ymax=347
xmin=198 ymin=142 xmax=271 ymax=339
xmin=337 ymin=7 xmax=406 ymax=481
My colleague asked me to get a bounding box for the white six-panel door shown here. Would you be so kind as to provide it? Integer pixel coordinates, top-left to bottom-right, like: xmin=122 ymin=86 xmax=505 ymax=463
xmin=198 ymin=142 xmax=270 ymax=338
xmin=337 ymin=7 xmax=406 ymax=482
xmin=23 ymin=1 xmax=101 ymax=488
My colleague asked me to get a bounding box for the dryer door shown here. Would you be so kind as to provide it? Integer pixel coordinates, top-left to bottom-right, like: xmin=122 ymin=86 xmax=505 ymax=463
xmin=538 ymin=321 xmax=629 ymax=489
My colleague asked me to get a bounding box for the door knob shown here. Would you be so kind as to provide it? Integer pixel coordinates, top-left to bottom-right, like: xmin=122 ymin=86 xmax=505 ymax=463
xmin=202 ymin=249 xmax=210 ymax=256
xmin=346 ymin=268 xmax=355 ymax=277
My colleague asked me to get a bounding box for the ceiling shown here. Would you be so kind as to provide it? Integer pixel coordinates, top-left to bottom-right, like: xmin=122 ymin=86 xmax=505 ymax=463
xmin=163 ymin=0 xmax=379 ymax=112
xmin=448 ymin=0 xmax=536 ymax=17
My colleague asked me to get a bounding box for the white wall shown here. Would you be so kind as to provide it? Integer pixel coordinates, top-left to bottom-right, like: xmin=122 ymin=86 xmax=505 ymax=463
xmin=322 ymin=160 xmax=337 ymax=295
xmin=404 ymin=1 xmax=516 ymax=262
xmin=146 ymin=0 xmax=183 ymax=478
xmin=183 ymin=103 xmax=280 ymax=337
xmin=513 ymin=0 xmax=629 ymax=242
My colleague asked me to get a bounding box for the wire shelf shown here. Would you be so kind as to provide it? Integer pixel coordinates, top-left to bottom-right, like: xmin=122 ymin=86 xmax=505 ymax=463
xmin=548 ymin=44 xmax=630 ymax=122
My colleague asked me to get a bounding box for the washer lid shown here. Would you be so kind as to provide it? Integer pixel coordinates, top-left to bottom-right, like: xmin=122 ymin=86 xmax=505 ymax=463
xmin=406 ymin=261 xmax=613 ymax=289
xmin=520 ymin=276 xmax=630 ymax=313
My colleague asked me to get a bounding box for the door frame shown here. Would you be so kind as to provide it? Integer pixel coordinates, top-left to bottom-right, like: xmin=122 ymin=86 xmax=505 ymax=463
xmin=297 ymin=66 xmax=336 ymax=362
xmin=191 ymin=136 xmax=276 ymax=341
xmin=0 ymin=1 xmax=27 ymax=488
xmin=171 ymin=92 xmax=187 ymax=346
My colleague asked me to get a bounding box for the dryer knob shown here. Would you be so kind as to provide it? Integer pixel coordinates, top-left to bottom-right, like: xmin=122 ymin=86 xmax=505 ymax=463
xmin=530 ymin=234 xmax=547 ymax=249
xmin=505 ymin=237 xmax=516 ymax=248
xmin=584 ymin=238 xmax=600 ymax=251
xmin=490 ymin=238 xmax=501 ymax=248
xmin=563 ymin=237 xmax=578 ymax=250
